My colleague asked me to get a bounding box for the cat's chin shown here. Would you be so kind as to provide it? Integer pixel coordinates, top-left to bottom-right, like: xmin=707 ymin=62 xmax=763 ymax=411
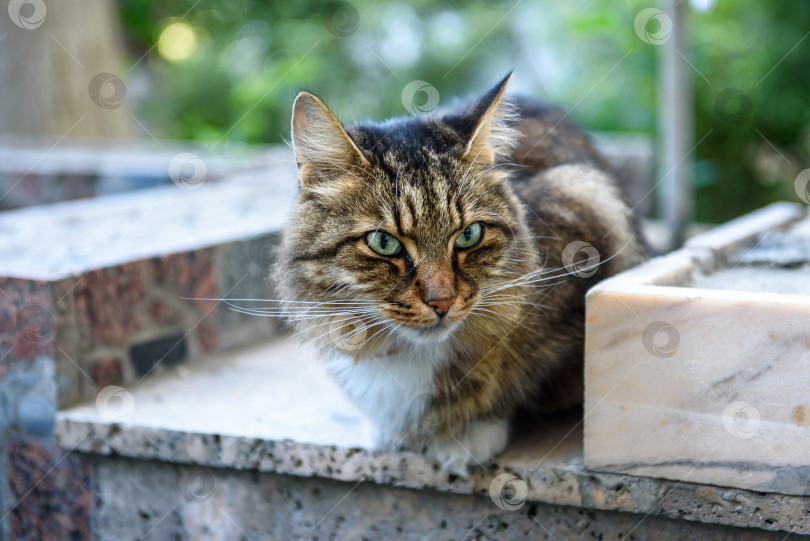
xmin=396 ymin=320 xmax=459 ymax=345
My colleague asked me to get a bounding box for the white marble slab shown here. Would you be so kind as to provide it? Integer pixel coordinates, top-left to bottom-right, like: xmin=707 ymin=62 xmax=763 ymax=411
xmin=584 ymin=202 xmax=810 ymax=495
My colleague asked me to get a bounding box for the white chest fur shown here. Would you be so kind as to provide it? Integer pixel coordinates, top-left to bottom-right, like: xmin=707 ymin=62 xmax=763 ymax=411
xmin=323 ymin=342 xmax=453 ymax=448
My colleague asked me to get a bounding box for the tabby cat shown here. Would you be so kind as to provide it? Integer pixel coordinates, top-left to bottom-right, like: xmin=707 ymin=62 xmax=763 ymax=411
xmin=274 ymin=73 xmax=646 ymax=476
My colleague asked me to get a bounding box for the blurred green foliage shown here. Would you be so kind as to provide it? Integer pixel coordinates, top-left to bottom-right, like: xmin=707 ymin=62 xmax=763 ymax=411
xmin=119 ymin=0 xmax=810 ymax=222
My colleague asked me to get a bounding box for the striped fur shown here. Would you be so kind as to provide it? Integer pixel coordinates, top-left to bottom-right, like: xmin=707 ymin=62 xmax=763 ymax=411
xmin=275 ymin=73 xmax=647 ymax=475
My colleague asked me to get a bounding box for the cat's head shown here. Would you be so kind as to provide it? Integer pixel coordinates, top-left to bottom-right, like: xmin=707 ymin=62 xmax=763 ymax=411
xmin=277 ymin=74 xmax=535 ymax=355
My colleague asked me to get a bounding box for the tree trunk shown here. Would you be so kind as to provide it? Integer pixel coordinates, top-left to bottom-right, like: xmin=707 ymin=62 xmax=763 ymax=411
xmin=0 ymin=0 xmax=132 ymax=139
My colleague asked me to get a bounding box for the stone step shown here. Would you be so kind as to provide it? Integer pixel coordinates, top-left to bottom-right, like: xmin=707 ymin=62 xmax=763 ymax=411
xmin=585 ymin=202 xmax=810 ymax=496
xmin=0 ymin=163 xmax=298 ymax=410
xmin=0 ymin=137 xmax=289 ymax=211
xmin=0 ymin=163 xmax=301 ymax=539
xmin=44 ymin=335 xmax=807 ymax=538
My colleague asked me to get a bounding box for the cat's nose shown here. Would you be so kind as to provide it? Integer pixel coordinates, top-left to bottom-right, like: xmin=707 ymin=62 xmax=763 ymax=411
xmin=425 ymin=296 xmax=456 ymax=317
xmin=417 ymin=264 xmax=456 ymax=317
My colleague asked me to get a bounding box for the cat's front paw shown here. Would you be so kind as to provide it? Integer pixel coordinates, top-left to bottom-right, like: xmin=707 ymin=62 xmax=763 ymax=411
xmin=426 ymin=419 xmax=509 ymax=477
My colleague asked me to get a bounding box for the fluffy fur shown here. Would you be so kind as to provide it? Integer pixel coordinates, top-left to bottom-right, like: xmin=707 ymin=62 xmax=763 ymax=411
xmin=273 ymin=73 xmax=647 ymax=476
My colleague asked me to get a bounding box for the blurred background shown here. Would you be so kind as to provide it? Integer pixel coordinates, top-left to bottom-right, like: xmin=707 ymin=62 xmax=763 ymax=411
xmin=0 ymin=0 xmax=808 ymax=224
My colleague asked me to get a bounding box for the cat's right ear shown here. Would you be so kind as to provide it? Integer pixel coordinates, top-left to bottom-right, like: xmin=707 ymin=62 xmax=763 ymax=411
xmin=291 ymin=92 xmax=369 ymax=188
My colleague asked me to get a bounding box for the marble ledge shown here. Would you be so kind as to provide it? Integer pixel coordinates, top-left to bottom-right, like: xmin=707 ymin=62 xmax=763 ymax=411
xmin=683 ymin=202 xmax=805 ymax=258
xmin=56 ymin=337 xmax=810 ymax=535
xmin=593 ymin=202 xmax=806 ymax=293
xmin=585 ymin=203 xmax=810 ymax=498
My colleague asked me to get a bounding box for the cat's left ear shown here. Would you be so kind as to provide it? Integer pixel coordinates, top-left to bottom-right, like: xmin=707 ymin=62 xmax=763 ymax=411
xmin=458 ymin=72 xmax=517 ymax=166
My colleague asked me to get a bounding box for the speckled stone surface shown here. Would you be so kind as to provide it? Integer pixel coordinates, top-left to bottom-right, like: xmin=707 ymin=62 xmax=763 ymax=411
xmin=6 ymin=440 xmax=92 ymax=541
xmin=0 ymin=277 xmax=55 ymax=368
xmin=84 ymin=455 xmax=787 ymax=541
xmin=0 ymin=357 xmax=93 ymax=541
xmin=56 ymin=337 xmax=810 ymax=535
xmin=0 ymin=163 xmax=296 ymax=538
xmin=0 ymin=168 xmax=298 ymax=408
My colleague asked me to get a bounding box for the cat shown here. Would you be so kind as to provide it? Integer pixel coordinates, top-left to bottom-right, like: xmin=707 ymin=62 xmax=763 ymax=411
xmin=273 ymin=73 xmax=647 ymax=476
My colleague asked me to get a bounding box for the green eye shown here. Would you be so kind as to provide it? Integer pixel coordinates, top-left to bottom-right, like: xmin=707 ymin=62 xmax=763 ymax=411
xmin=366 ymin=231 xmax=402 ymax=256
xmin=455 ymin=222 xmax=483 ymax=249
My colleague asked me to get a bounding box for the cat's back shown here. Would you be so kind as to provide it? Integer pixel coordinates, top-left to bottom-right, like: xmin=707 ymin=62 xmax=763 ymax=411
xmin=507 ymin=96 xmax=646 ymax=278
xmin=507 ymin=96 xmax=610 ymax=176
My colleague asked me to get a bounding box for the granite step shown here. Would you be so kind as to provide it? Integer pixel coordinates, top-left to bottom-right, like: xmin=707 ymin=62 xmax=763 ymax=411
xmin=51 ymin=335 xmax=808 ymax=539
xmin=0 ymin=160 xmax=299 ymax=410
xmin=0 ymin=146 xmax=303 ymax=539
xmin=0 ymin=138 xmax=288 ymax=211
xmin=0 ymin=165 xmax=303 ymax=539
